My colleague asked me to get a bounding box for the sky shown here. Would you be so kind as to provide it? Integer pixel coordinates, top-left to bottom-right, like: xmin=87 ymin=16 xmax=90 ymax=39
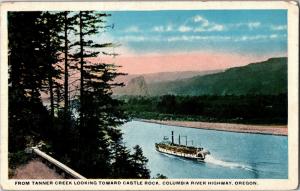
xmin=96 ymin=10 xmax=287 ymax=74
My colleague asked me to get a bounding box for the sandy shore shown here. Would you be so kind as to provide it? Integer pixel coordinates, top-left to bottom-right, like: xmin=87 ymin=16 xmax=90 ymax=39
xmin=141 ymin=119 xmax=287 ymax=136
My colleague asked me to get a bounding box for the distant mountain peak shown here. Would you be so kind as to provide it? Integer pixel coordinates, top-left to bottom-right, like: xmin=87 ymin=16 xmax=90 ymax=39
xmin=124 ymin=76 xmax=149 ymax=96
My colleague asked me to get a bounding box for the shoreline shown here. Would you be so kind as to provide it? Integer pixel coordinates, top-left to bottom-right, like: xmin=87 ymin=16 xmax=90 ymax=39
xmin=139 ymin=119 xmax=287 ymax=136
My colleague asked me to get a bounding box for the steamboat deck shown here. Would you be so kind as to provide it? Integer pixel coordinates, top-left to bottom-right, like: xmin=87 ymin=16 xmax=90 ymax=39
xmin=155 ymin=131 xmax=210 ymax=161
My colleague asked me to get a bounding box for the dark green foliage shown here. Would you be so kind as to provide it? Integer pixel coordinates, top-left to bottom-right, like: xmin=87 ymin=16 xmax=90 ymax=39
xmin=39 ymin=12 xmax=65 ymax=129
xmin=131 ymin=145 xmax=150 ymax=178
xmin=8 ymin=151 xmax=31 ymax=169
xmin=9 ymin=91 xmax=51 ymax=152
xmin=153 ymin=173 xmax=168 ymax=179
xmin=8 ymin=12 xmax=52 ymax=152
xmin=111 ymin=144 xmax=150 ymax=178
xmin=74 ymin=92 xmax=115 ymax=178
xmin=122 ymin=94 xmax=287 ymax=124
xmin=49 ymin=110 xmax=78 ymax=165
xmin=8 ymin=11 xmax=151 ymax=179
xmin=8 ymin=12 xmax=48 ymax=95
xmin=60 ymin=11 xmax=149 ymax=178
xmin=8 ymin=150 xmax=31 ymax=178
xmin=111 ymin=144 xmax=134 ymax=178
xmin=71 ymin=11 xmax=127 ymax=178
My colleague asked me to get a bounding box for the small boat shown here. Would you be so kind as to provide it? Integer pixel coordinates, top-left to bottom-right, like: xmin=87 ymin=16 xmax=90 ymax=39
xmin=155 ymin=131 xmax=210 ymax=161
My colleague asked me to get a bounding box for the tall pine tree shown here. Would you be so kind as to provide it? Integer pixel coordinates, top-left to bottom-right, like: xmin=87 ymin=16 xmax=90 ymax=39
xmin=71 ymin=11 xmax=126 ymax=178
xmin=8 ymin=12 xmax=51 ymax=152
xmin=8 ymin=11 xmax=151 ymax=179
xmin=37 ymin=11 xmax=64 ymax=129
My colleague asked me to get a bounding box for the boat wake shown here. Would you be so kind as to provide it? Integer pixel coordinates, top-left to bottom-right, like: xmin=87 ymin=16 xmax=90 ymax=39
xmin=205 ymin=155 xmax=255 ymax=172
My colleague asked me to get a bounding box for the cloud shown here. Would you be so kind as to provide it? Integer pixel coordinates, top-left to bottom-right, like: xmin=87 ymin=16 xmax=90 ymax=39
xmin=117 ymin=35 xmax=229 ymax=42
xmin=233 ymin=34 xmax=284 ymax=42
xmin=212 ymin=25 xmax=225 ymax=31
xmin=228 ymin=22 xmax=261 ymax=30
xmin=166 ymin=25 xmax=173 ymax=32
xmin=271 ymin=25 xmax=287 ymax=31
xmin=167 ymin=35 xmax=231 ymax=42
xmin=178 ymin=25 xmax=193 ymax=32
xmin=124 ymin=26 xmax=140 ymax=33
xmin=117 ymin=35 xmax=160 ymax=42
xmin=152 ymin=15 xmax=225 ymax=33
xmin=194 ymin=24 xmax=224 ymax=32
xmin=190 ymin=15 xmax=225 ymax=32
xmin=247 ymin=22 xmax=261 ymax=29
xmin=270 ymin=34 xmax=278 ymax=39
xmin=153 ymin=26 xmax=164 ymax=32
xmin=116 ymin=34 xmax=285 ymax=43
xmin=118 ymin=36 xmax=146 ymax=42
xmin=153 ymin=24 xmax=173 ymax=32
xmin=193 ymin=15 xmax=209 ymax=27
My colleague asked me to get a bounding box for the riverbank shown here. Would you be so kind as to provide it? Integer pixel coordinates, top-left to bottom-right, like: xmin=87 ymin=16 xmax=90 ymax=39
xmin=140 ymin=119 xmax=287 ymax=136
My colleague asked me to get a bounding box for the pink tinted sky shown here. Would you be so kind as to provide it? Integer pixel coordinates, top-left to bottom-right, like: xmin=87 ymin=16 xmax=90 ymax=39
xmin=99 ymin=52 xmax=285 ymax=75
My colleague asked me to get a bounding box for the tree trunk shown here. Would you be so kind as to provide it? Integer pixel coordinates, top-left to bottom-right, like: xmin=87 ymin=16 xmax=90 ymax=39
xmin=64 ymin=11 xmax=69 ymax=117
xmin=79 ymin=11 xmax=84 ymax=129
xmin=46 ymin=26 xmax=54 ymax=129
xmin=48 ymin=62 xmax=54 ymax=129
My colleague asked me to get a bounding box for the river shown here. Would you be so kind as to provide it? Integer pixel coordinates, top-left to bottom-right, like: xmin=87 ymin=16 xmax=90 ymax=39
xmin=121 ymin=120 xmax=288 ymax=179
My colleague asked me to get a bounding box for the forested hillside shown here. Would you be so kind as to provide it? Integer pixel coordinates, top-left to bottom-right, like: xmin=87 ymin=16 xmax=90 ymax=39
xmin=115 ymin=57 xmax=287 ymax=96
xmin=117 ymin=57 xmax=288 ymax=124
xmin=148 ymin=57 xmax=287 ymax=96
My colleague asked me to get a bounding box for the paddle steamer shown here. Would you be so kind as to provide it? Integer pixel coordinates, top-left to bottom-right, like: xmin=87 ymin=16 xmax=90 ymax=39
xmin=155 ymin=131 xmax=210 ymax=161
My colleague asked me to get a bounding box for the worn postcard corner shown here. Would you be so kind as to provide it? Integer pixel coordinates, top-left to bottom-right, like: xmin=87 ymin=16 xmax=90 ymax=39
xmin=0 ymin=1 xmax=299 ymax=191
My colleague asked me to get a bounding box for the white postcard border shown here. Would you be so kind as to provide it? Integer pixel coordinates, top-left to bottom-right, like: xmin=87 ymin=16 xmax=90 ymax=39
xmin=0 ymin=1 xmax=298 ymax=190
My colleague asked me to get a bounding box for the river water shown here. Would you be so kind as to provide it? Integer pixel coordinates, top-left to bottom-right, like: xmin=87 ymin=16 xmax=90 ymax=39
xmin=121 ymin=121 xmax=288 ymax=179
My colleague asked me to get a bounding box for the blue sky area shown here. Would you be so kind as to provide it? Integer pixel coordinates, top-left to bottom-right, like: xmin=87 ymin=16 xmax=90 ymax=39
xmin=103 ymin=10 xmax=287 ymax=56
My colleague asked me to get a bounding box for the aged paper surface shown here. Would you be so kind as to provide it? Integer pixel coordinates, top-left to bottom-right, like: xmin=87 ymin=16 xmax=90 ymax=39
xmin=0 ymin=1 xmax=299 ymax=190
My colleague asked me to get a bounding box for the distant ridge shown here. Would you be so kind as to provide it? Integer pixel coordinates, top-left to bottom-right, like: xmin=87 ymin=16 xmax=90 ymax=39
xmin=113 ymin=70 xmax=221 ymax=95
xmin=148 ymin=57 xmax=287 ymax=96
xmin=114 ymin=57 xmax=287 ymax=96
xmin=114 ymin=70 xmax=222 ymax=85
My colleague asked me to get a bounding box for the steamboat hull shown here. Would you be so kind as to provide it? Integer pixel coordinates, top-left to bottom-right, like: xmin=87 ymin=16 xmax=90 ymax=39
xmin=155 ymin=143 xmax=208 ymax=161
xmin=155 ymin=147 xmax=206 ymax=161
xmin=155 ymin=131 xmax=210 ymax=162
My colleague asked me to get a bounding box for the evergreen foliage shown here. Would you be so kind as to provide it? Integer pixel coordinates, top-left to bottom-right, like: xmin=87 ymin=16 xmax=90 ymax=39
xmin=131 ymin=145 xmax=151 ymax=178
xmin=8 ymin=11 xmax=52 ymax=152
xmin=8 ymin=11 xmax=150 ymax=179
xmin=111 ymin=144 xmax=150 ymax=178
xmin=122 ymin=94 xmax=287 ymax=124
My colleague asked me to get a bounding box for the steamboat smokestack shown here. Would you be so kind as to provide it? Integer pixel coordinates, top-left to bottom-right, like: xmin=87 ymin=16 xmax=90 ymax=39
xmin=179 ymin=135 xmax=181 ymax=145
xmin=171 ymin=131 xmax=174 ymax=144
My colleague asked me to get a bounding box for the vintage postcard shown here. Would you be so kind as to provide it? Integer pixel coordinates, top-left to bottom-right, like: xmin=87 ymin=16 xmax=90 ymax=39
xmin=0 ymin=1 xmax=299 ymax=190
